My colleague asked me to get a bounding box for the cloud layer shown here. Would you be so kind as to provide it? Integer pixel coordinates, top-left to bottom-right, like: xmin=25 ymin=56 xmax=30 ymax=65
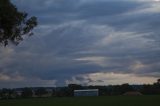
xmin=0 ymin=0 xmax=160 ymax=88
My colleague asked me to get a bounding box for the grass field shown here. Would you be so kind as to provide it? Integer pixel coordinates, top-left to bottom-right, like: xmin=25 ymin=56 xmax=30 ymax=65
xmin=0 ymin=95 xmax=160 ymax=106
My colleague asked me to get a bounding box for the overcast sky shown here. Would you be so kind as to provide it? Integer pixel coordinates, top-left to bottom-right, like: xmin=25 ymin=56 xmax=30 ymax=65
xmin=0 ymin=0 xmax=160 ymax=88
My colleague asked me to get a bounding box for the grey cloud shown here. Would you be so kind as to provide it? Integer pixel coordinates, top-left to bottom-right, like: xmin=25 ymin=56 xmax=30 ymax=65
xmin=12 ymin=0 xmax=144 ymax=25
xmin=0 ymin=0 xmax=160 ymax=87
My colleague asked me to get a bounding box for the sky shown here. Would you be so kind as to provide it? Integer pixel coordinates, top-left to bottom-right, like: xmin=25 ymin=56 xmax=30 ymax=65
xmin=0 ymin=0 xmax=160 ymax=88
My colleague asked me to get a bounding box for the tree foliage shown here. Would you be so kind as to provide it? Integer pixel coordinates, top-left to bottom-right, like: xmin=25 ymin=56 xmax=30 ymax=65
xmin=157 ymin=79 xmax=160 ymax=84
xmin=0 ymin=0 xmax=37 ymax=46
xmin=35 ymin=88 xmax=47 ymax=97
xmin=21 ymin=88 xmax=33 ymax=98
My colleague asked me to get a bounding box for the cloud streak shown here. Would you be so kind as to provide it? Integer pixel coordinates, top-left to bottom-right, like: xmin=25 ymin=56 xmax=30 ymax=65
xmin=0 ymin=0 xmax=159 ymax=88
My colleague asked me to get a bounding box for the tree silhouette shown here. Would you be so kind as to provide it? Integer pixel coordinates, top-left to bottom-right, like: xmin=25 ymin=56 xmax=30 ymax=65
xmin=0 ymin=0 xmax=37 ymax=46
xmin=21 ymin=88 xmax=33 ymax=98
xmin=35 ymin=88 xmax=47 ymax=97
xmin=158 ymin=79 xmax=160 ymax=84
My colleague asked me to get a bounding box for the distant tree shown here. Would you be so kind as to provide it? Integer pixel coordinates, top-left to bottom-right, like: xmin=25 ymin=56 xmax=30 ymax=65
xmin=0 ymin=0 xmax=37 ymax=46
xmin=157 ymin=79 xmax=160 ymax=84
xmin=111 ymin=85 xmax=122 ymax=95
xmin=0 ymin=89 xmax=2 ymax=99
xmin=88 ymin=85 xmax=109 ymax=96
xmin=141 ymin=84 xmax=155 ymax=95
xmin=0 ymin=89 xmax=8 ymax=99
xmin=68 ymin=84 xmax=82 ymax=90
xmin=68 ymin=84 xmax=82 ymax=96
xmin=54 ymin=87 xmax=71 ymax=97
xmin=35 ymin=88 xmax=47 ymax=97
xmin=52 ymin=88 xmax=56 ymax=96
xmin=121 ymin=83 xmax=134 ymax=93
xmin=21 ymin=88 xmax=33 ymax=98
xmin=0 ymin=88 xmax=14 ymax=99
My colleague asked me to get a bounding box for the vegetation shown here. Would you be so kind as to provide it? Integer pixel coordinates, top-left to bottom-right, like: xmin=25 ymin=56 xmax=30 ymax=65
xmin=0 ymin=80 xmax=160 ymax=100
xmin=0 ymin=0 xmax=37 ymax=46
xmin=21 ymin=88 xmax=33 ymax=98
xmin=35 ymin=88 xmax=47 ymax=97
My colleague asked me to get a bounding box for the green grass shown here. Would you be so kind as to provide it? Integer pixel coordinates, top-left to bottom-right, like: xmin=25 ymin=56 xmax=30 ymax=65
xmin=0 ymin=95 xmax=160 ymax=106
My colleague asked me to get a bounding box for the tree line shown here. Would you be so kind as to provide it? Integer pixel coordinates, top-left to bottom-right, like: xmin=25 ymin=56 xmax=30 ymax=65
xmin=0 ymin=79 xmax=160 ymax=99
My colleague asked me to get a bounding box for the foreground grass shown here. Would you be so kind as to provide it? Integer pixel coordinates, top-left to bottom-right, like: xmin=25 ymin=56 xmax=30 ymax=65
xmin=0 ymin=95 xmax=160 ymax=106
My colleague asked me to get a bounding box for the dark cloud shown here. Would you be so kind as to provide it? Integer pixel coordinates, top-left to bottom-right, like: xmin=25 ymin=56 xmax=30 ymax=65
xmin=12 ymin=0 xmax=143 ymax=25
xmin=0 ymin=0 xmax=160 ymax=88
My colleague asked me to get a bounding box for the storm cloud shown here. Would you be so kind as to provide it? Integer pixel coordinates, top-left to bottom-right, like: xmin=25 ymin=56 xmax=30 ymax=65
xmin=0 ymin=0 xmax=160 ymax=88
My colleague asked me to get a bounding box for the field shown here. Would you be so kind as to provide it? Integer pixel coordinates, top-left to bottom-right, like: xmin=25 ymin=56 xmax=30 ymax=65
xmin=0 ymin=95 xmax=160 ymax=106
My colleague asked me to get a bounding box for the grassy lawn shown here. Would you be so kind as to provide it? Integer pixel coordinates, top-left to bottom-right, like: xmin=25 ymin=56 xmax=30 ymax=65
xmin=0 ymin=95 xmax=160 ymax=106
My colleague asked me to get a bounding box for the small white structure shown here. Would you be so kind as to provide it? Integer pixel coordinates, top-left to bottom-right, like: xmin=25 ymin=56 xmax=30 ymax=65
xmin=74 ymin=89 xmax=99 ymax=97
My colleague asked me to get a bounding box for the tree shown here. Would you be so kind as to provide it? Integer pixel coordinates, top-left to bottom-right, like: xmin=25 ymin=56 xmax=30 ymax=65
xmin=121 ymin=83 xmax=134 ymax=93
xmin=35 ymin=88 xmax=47 ymax=97
xmin=68 ymin=84 xmax=82 ymax=90
xmin=68 ymin=84 xmax=82 ymax=96
xmin=0 ymin=0 xmax=37 ymax=46
xmin=157 ymin=79 xmax=160 ymax=84
xmin=0 ymin=88 xmax=14 ymax=99
xmin=21 ymin=88 xmax=33 ymax=98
